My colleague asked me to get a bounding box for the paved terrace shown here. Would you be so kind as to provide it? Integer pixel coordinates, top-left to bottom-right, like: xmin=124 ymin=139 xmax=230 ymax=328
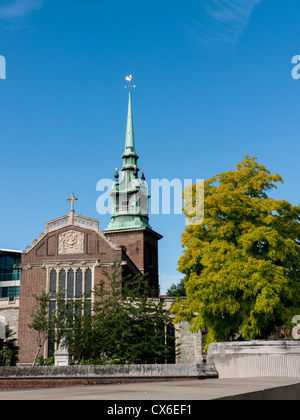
xmin=0 ymin=377 xmax=300 ymax=400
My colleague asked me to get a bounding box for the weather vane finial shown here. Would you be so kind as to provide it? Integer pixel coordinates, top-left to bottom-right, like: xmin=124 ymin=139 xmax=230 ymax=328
xmin=125 ymin=75 xmax=136 ymax=91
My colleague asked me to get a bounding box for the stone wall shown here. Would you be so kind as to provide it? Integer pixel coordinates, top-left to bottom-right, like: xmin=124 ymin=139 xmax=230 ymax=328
xmin=0 ymin=364 xmax=218 ymax=391
xmin=0 ymin=298 xmax=19 ymax=338
xmin=176 ymin=322 xmax=204 ymax=364
xmin=207 ymin=340 xmax=300 ymax=378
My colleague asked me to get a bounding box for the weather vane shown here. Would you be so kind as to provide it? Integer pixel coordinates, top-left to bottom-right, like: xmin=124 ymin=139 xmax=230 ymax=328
xmin=125 ymin=75 xmax=136 ymax=91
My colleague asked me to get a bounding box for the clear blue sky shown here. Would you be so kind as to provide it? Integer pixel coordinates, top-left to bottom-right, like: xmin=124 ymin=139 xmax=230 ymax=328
xmin=0 ymin=0 xmax=299 ymax=293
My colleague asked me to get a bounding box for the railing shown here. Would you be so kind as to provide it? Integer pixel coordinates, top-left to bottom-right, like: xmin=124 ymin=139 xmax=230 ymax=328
xmin=74 ymin=216 xmax=98 ymax=230
xmin=47 ymin=217 xmax=70 ymax=231
xmin=45 ymin=214 xmax=99 ymax=233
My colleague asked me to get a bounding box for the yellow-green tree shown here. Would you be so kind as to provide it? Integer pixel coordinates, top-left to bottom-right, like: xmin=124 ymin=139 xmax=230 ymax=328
xmin=172 ymin=156 xmax=300 ymax=349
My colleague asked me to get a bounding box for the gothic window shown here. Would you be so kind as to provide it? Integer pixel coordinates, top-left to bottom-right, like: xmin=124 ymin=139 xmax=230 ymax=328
xmin=48 ymin=300 xmax=56 ymax=358
xmin=59 ymin=269 xmax=66 ymax=292
xmin=85 ymin=268 xmax=92 ymax=298
xmin=49 ymin=300 xmax=56 ymax=320
xmin=67 ymin=269 xmax=74 ymax=299
xmin=49 ymin=268 xmax=93 ymax=301
xmin=47 ymin=266 xmax=93 ymax=358
xmin=50 ymin=270 xmax=57 ymax=298
xmin=75 ymin=269 xmax=83 ymax=298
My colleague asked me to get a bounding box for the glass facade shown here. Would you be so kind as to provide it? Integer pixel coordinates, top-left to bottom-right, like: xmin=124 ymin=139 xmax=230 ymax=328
xmin=0 ymin=250 xmax=21 ymax=301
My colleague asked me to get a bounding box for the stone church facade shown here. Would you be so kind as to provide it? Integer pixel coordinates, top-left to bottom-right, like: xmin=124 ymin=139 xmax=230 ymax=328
xmin=17 ymin=208 xmax=144 ymax=365
xmin=15 ymin=86 xmax=204 ymax=366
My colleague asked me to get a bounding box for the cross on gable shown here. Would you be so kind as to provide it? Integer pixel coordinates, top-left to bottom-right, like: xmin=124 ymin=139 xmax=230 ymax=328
xmin=67 ymin=193 xmax=78 ymax=212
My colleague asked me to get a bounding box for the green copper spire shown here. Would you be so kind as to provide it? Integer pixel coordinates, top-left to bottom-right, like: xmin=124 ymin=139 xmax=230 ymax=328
xmin=122 ymin=91 xmax=138 ymax=161
xmin=106 ymin=82 xmax=152 ymax=232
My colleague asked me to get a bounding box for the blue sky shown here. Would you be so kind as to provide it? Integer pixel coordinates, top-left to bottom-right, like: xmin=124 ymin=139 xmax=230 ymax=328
xmin=0 ymin=0 xmax=299 ymax=293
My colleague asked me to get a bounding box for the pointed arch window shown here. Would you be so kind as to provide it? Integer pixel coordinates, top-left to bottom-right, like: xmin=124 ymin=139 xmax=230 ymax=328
xmin=75 ymin=268 xmax=83 ymax=298
xmin=50 ymin=270 xmax=57 ymax=298
xmin=85 ymin=268 xmax=92 ymax=298
xmin=47 ymin=266 xmax=93 ymax=357
xmin=59 ymin=269 xmax=66 ymax=292
xmin=67 ymin=269 xmax=74 ymax=299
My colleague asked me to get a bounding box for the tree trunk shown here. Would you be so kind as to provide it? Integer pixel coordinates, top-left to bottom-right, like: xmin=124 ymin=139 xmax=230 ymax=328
xmin=32 ymin=336 xmax=47 ymax=367
xmin=33 ymin=345 xmax=42 ymax=367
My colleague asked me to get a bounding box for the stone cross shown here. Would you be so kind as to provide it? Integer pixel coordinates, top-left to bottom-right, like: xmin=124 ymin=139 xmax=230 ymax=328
xmin=67 ymin=193 xmax=78 ymax=212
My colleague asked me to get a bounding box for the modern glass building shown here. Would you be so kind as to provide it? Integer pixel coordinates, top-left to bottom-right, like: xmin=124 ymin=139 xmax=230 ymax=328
xmin=0 ymin=249 xmax=22 ymax=301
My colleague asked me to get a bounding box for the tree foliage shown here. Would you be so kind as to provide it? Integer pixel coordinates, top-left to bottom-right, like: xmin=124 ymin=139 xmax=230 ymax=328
xmin=29 ymin=265 xmax=176 ymax=365
xmin=89 ymin=265 xmax=176 ymax=364
xmin=0 ymin=325 xmax=19 ymax=366
xmin=166 ymin=279 xmax=186 ymax=298
xmin=29 ymin=289 xmax=70 ymax=366
xmin=172 ymin=156 xmax=300 ymax=349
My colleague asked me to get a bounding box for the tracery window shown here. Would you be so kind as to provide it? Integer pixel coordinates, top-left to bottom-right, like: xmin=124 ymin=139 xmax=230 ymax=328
xmin=59 ymin=269 xmax=66 ymax=291
xmin=48 ymin=267 xmax=93 ymax=357
xmin=75 ymin=269 xmax=83 ymax=298
xmin=67 ymin=269 xmax=74 ymax=299
xmin=85 ymin=268 xmax=92 ymax=298
xmin=49 ymin=267 xmax=93 ymax=301
xmin=50 ymin=269 xmax=57 ymax=298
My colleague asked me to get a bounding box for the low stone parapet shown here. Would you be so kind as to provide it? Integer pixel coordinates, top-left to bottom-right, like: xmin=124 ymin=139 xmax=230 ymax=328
xmin=207 ymin=340 xmax=300 ymax=378
xmin=0 ymin=363 xmax=218 ymax=391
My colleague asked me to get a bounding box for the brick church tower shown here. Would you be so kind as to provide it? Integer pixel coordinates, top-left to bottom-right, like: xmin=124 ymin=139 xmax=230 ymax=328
xmin=104 ymin=88 xmax=163 ymax=296
xmin=17 ymin=82 xmax=162 ymax=365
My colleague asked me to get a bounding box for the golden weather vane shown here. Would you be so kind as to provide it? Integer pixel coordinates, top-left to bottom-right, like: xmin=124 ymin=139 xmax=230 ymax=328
xmin=125 ymin=75 xmax=136 ymax=91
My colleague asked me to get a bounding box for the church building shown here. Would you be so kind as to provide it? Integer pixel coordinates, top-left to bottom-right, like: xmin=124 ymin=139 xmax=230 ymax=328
xmin=17 ymin=87 xmax=163 ymax=366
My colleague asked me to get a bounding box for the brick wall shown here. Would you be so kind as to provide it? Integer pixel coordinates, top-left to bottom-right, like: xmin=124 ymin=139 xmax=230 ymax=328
xmin=18 ymin=266 xmax=46 ymax=365
xmin=18 ymin=226 xmax=127 ymax=365
xmin=104 ymin=228 xmax=161 ymax=295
